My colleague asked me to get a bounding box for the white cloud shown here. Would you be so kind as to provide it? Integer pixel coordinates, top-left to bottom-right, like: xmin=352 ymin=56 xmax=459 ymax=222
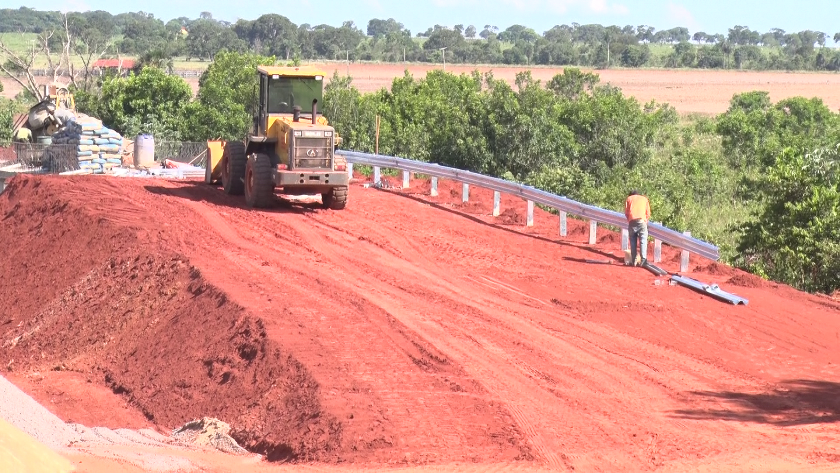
xmin=501 ymin=0 xmax=627 ymax=15
xmin=431 ymin=0 xmax=479 ymax=6
xmin=667 ymin=3 xmax=699 ymax=30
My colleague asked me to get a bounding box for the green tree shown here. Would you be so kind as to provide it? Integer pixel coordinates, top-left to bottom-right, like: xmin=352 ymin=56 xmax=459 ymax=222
xmin=97 ymin=67 xmax=192 ymax=140
xmin=737 ymin=145 xmax=840 ymax=293
xmin=182 ymin=51 xmax=276 ymax=141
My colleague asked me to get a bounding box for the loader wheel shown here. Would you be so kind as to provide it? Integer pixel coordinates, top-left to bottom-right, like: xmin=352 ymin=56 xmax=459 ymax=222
xmin=222 ymin=141 xmax=246 ymax=195
xmin=245 ymin=153 xmax=274 ymax=208
xmin=322 ymin=186 xmax=348 ymax=210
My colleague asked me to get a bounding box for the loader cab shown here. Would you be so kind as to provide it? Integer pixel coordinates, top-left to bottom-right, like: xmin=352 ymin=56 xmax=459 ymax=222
xmin=254 ymin=66 xmax=325 ymax=136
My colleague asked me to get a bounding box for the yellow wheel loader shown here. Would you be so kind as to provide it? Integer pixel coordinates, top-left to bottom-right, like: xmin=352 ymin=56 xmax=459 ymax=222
xmin=206 ymin=66 xmax=348 ymax=209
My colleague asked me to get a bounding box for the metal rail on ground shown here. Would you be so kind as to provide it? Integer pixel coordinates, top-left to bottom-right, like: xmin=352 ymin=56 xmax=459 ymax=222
xmin=337 ymin=150 xmax=720 ymax=264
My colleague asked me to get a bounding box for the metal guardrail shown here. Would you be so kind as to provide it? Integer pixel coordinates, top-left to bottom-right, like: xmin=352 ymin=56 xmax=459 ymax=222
xmin=337 ymin=150 xmax=720 ymax=262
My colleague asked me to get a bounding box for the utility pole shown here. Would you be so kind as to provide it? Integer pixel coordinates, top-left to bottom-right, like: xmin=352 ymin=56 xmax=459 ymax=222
xmin=440 ymin=47 xmax=447 ymax=71
xmin=346 ymin=50 xmax=350 ymax=76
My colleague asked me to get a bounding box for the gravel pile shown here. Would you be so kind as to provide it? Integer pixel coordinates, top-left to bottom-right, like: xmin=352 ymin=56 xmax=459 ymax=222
xmin=0 ymin=375 xmax=81 ymax=450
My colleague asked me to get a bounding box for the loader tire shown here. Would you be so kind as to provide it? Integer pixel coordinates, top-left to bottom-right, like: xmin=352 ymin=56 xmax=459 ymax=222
xmin=245 ymin=153 xmax=274 ymax=208
xmin=222 ymin=141 xmax=246 ymax=195
xmin=322 ymin=186 xmax=348 ymax=210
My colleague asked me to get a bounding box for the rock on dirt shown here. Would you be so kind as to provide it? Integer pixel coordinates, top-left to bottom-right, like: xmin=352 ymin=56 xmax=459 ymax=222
xmin=172 ymin=417 xmax=250 ymax=455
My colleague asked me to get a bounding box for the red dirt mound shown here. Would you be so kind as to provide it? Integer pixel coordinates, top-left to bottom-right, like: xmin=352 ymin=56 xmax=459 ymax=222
xmin=0 ymin=174 xmax=531 ymax=465
xmin=726 ymin=273 xmax=769 ymax=288
xmin=694 ymin=261 xmax=737 ymax=277
xmin=3 ymin=174 xmax=840 ymax=471
xmin=497 ymin=207 xmax=525 ymax=225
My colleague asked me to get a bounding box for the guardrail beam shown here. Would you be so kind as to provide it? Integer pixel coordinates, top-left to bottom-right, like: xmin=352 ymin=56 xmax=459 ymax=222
xmin=493 ymin=191 xmax=501 ymax=217
xmin=462 ymin=183 xmax=469 ymax=202
xmin=559 ymin=211 xmax=567 ymax=237
xmin=527 ymin=200 xmax=534 ymax=227
xmin=589 ymin=220 xmax=597 ymax=245
xmin=337 ymin=150 xmax=721 ymax=261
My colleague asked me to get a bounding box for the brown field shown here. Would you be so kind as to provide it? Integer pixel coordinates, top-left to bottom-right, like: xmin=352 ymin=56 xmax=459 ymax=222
xmin=4 ymin=64 xmax=840 ymax=115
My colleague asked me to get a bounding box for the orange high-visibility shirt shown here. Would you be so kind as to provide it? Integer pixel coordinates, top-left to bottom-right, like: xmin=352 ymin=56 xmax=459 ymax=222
xmin=625 ymin=194 xmax=650 ymax=222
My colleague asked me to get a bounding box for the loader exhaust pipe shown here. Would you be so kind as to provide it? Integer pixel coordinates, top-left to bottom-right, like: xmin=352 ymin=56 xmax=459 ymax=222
xmin=311 ymin=99 xmax=318 ymax=123
xmin=293 ymin=105 xmax=301 ymax=122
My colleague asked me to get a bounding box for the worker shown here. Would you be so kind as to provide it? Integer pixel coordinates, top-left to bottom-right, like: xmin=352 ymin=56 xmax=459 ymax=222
xmin=625 ymin=190 xmax=651 ymax=267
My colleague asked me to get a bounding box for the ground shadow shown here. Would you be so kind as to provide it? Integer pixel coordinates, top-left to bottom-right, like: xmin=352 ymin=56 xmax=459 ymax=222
xmin=143 ymin=181 xmax=322 ymax=215
xmin=562 ymin=256 xmax=622 ymax=265
xmin=382 ymin=188 xmax=622 ymax=262
xmin=672 ymin=379 xmax=840 ymax=426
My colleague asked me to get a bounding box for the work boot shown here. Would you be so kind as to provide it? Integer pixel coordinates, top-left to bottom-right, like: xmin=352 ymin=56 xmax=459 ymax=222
xmin=641 ymin=258 xmax=648 ymax=267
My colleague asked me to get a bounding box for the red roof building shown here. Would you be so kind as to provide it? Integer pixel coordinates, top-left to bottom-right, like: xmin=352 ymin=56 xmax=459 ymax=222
xmin=92 ymin=59 xmax=137 ymax=70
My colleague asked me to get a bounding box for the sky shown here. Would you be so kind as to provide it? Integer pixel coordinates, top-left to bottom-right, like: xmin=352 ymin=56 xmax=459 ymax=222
xmin=20 ymin=0 xmax=840 ymax=37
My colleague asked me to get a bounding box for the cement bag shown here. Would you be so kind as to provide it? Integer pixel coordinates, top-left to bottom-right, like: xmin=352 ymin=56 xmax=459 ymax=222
xmin=92 ymin=158 xmax=106 ymax=165
xmin=105 ymin=158 xmax=123 ymax=165
xmin=82 ymin=130 xmax=95 ymax=136
xmin=78 ymin=160 xmax=92 ymax=166
xmin=76 ymin=150 xmax=92 ymax=157
xmin=94 ymin=138 xmax=110 ymax=145
xmin=99 ymin=144 xmax=120 ymax=153
xmin=108 ymin=138 xmax=123 ymax=144
xmin=79 ymin=139 xmax=93 ymax=145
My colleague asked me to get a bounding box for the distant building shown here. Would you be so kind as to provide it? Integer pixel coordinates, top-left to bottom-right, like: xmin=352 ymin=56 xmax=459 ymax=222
xmin=91 ymin=59 xmax=139 ymax=76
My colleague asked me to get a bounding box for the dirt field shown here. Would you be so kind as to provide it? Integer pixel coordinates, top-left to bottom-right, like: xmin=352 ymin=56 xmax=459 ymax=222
xmin=1 ymin=173 xmax=839 ymax=471
xmin=5 ymin=65 xmax=840 ymax=115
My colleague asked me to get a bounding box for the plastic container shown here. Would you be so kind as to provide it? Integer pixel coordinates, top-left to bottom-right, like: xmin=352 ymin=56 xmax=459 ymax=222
xmin=36 ymin=135 xmax=52 ymax=145
xmin=134 ymin=134 xmax=155 ymax=168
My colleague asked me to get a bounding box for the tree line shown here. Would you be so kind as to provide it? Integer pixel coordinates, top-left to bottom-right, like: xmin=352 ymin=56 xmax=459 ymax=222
xmin=51 ymin=50 xmax=838 ymax=295
xmin=3 ymin=7 xmax=840 ymax=71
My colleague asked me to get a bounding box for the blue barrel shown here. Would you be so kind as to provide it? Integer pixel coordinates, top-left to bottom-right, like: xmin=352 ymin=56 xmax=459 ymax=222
xmin=134 ymin=134 xmax=155 ymax=168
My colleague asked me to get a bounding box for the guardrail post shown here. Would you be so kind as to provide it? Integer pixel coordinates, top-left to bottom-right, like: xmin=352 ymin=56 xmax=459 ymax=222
xmin=653 ymin=236 xmax=662 ymax=263
xmin=621 ymin=228 xmax=629 ymax=252
xmin=347 ymin=162 xmax=354 ymax=179
xmin=431 ymin=177 xmax=438 ymax=196
xmin=589 ymin=220 xmax=597 ymax=245
xmin=526 ymin=200 xmax=534 ymax=227
xmin=493 ymin=191 xmax=501 ymax=217
xmin=680 ymin=231 xmax=691 ymax=272
xmin=559 ymin=211 xmax=567 ymax=237
xmin=373 ymin=166 xmax=381 ymax=185
xmin=402 ymin=170 xmax=410 ymax=188
xmin=462 ymin=183 xmax=469 ymax=202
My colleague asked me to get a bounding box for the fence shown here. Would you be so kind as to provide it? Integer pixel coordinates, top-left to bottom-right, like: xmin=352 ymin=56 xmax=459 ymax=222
xmin=337 ymin=150 xmax=720 ymax=270
xmin=154 ymin=142 xmax=208 ymax=167
xmin=1 ymin=143 xmax=77 ymax=174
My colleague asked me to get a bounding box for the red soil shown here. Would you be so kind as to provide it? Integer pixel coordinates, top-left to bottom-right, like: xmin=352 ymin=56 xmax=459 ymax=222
xmin=2 ymin=173 xmax=840 ymax=471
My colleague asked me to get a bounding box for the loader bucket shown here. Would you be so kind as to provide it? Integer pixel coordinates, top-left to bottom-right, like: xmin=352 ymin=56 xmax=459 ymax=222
xmin=206 ymin=140 xmax=226 ymax=184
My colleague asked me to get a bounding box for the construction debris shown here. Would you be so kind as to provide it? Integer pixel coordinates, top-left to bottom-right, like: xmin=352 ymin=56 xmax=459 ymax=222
xmin=171 ymin=417 xmax=249 ymax=455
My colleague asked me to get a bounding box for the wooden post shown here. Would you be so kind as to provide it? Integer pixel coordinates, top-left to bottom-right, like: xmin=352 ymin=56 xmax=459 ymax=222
xmin=374 ymin=115 xmax=380 ymax=155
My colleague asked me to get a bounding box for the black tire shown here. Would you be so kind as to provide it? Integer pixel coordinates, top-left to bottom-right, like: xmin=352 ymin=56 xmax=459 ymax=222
xmin=322 ymin=186 xmax=348 ymax=210
xmin=245 ymin=153 xmax=274 ymax=208
xmin=222 ymin=141 xmax=246 ymax=195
